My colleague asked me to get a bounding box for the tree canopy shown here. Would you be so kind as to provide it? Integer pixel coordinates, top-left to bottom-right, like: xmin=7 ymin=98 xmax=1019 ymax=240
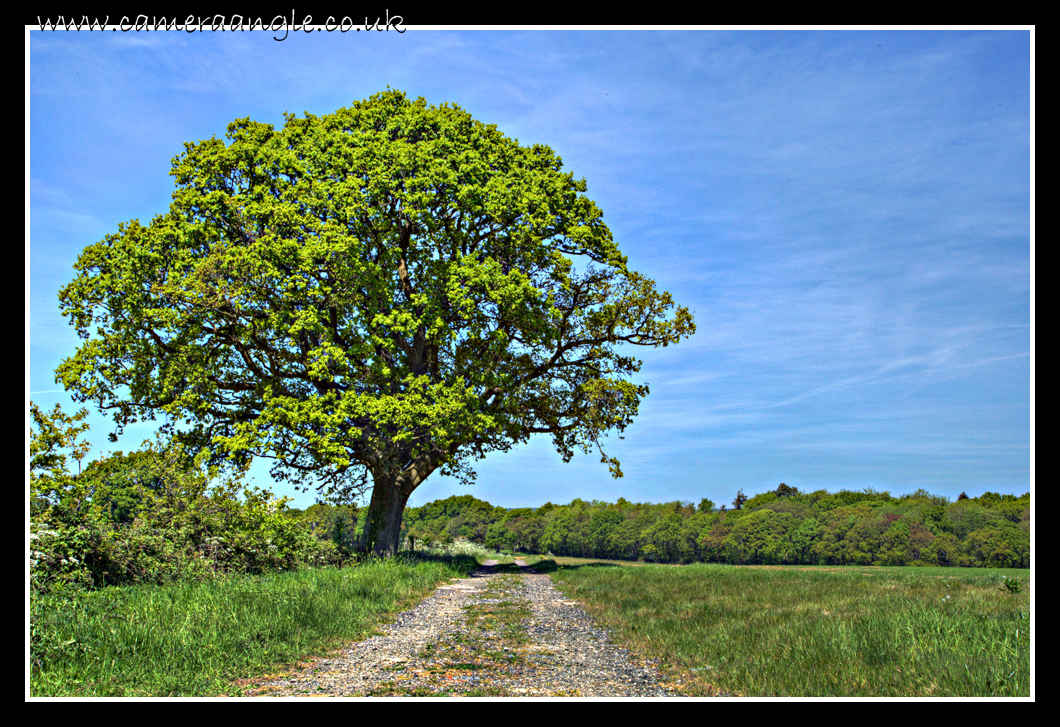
xmin=56 ymin=89 xmax=695 ymax=555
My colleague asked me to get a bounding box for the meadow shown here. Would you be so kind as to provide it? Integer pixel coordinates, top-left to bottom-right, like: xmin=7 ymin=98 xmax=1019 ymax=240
xmin=29 ymin=555 xmax=477 ymax=697
xmin=537 ymin=558 xmax=1031 ymax=697
xmin=30 ymin=545 xmax=1031 ymax=698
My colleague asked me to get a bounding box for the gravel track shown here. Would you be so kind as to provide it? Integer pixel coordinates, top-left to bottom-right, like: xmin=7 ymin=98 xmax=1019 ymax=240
xmin=243 ymin=561 xmax=681 ymax=698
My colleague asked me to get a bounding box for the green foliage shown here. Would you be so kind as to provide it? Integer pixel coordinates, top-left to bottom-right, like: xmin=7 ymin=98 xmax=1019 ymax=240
xmin=815 ymin=489 xmax=894 ymax=513
xmin=402 ymin=494 xmax=504 ymax=550
xmin=945 ymin=500 xmax=1005 ymax=539
xmin=721 ymin=509 xmax=797 ymax=564
xmin=760 ymin=497 xmax=811 ymax=520
xmin=29 ymin=405 xmax=347 ymax=597
xmin=79 ymin=450 xmax=166 ymax=524
xmin=974 ymin=492 xmax=1030 ymax=525
xmin=922 ymin=504 xmax=955 ymax=535
xmin=54 ymin=89 xmax=696 ymax=556
xmin=641 ymin=513 xmax=684 ymax=562
xmin=901 ymin=487 xmax=948 ymax=506
xmin=741 ymin=491 xmax=777 ymax=511
xmin=731 ymin=489 xmax=748 ymax=510
xmin=302 ymin=503 xmax=361 ymax=550
xmin=963 ymin=526 xmax=1029 ymax=569
xmin=30 ymin=402 xmax=93 ymax=518
xmin=998 ymin=575 xmax=1025 ymax=594
xmin=587 ymin=509 xmax=626 ymax=557
xmin=399 ymin=486 xmax=1030 ymax=569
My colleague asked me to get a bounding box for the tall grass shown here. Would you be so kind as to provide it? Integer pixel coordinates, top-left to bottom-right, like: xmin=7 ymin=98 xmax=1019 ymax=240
xmin=547 ymin=563 xmax=1030 ymax=697
xmin=30 ymin=555 xmax=477 ymax=697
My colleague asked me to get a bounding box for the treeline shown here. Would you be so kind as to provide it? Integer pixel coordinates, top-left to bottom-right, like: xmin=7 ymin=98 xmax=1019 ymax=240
xmin=401 ymin=485 xmax=1030 ymax=568
xmin=31 ymin=401 xmax=1030 ymax=596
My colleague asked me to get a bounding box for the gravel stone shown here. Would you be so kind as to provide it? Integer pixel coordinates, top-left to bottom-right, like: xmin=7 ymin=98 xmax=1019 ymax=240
xmin=245 ymin=561 xmax=682 ymax=698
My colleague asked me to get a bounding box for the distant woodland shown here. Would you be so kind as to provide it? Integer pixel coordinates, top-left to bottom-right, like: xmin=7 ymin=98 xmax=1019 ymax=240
xmin=381 ymin=485 xmax=1029 ymax=568
xmin=32 ymin=401 xmax=1028 ymax=593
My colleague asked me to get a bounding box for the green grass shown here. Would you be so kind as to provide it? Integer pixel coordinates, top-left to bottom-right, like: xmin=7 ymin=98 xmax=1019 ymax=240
xmin=31 ymin=549 xmax=1031 ymax=698
xmin=30 ymin=554 xmax=478 ymax=697
xmin=547 ymin=562 xmax=1030 ymax=697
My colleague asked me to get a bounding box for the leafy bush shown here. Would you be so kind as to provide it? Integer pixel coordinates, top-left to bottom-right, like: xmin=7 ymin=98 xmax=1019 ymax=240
xmin=30 ymin=403 xmax=353 ymax=596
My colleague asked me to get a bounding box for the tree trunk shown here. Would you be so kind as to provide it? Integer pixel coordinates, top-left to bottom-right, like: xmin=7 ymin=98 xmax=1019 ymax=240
xmin=360 ymin=468 xmax=416 ymax=557
xmin=359 ymin=449 xmax=448 ymax=557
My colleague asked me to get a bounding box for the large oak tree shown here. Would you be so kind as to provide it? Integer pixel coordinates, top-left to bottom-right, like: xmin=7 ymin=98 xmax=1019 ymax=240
xmin=56 ymin=90 xmax=695 ymax=555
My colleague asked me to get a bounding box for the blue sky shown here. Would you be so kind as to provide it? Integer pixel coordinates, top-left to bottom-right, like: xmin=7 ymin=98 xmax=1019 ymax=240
xmin=28 ymin=27 xmax=1033 ymax=512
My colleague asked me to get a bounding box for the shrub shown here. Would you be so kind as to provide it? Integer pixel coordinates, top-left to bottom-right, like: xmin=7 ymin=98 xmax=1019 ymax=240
xmin=30 ymin=406 xmax=349 ymax=594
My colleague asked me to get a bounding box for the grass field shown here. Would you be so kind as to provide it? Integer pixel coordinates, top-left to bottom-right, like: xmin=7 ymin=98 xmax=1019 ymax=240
xmin=539 ymin=559 xmax=1031 ymax=697
xmin=29 ymin=549 xmax=1031 ymax=698
xmin=29 ymin=555 xmax=477 ymax=697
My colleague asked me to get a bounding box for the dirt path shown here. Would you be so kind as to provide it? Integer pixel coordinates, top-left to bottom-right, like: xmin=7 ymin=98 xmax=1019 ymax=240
xmin=243 ymin=560 xmax=678 ymax=697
